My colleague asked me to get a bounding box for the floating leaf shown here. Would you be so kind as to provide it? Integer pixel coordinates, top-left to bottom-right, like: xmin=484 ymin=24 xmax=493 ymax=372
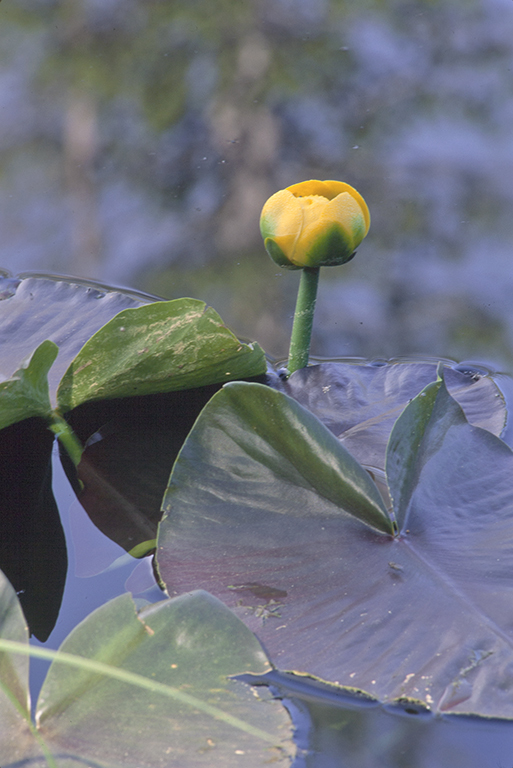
xmin=0 ymin=273 xmax=153 ymax=405
xmin=57 ymin=299 xmax=266 ymax=411
xmin=276 ymin=360 xmax=506 ymax=474
xmin=157 ymin=378 xmax=513 ymax=718
xmin=0 ymin=586 xmax=293 ymax=766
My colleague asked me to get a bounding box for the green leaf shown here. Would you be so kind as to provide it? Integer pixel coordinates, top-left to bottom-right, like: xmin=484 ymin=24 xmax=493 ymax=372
xmin=0 ymin=587 xmax=293 ymax=766
xmin=162 ymin=381 xmax=392 ymax=535
xmin=0 ymin=340 xmax=57 ymax=431
xmin=385 ymin=377 xmax=443 ymax=528
xmin=157 ymin=376 xmax=513 ymax=719
xmin=57 ymin=299 xmax=266 ymax=411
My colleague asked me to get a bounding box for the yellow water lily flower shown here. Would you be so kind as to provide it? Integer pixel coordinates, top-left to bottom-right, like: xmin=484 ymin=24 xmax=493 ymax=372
xmin=260 ymin=179 xmax=370 ymax=269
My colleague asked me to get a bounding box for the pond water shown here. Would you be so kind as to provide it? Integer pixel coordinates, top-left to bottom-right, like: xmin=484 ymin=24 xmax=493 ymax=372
xmin=247 ymin=671 xmax=513 ymax=768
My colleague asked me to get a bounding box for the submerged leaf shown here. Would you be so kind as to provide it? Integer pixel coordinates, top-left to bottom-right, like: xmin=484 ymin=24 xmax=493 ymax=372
xmin=157 ymin=376 xmax=513 ymax=719
xmin=57 ymin=299 xmax=266 ymax=411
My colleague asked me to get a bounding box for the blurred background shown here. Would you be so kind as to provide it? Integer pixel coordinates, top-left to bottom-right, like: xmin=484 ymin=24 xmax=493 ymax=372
xmin=1 ymin=0 xmax=513 ymax=368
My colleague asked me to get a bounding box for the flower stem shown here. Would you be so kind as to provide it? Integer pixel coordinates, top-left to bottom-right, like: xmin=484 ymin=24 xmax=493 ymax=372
xmin=287 ymin=267 xmax=320 ymax=374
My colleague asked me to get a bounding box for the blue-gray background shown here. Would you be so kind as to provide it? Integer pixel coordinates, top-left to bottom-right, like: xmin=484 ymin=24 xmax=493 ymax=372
xmin=1 ymin=0 xmax=513 ymax=369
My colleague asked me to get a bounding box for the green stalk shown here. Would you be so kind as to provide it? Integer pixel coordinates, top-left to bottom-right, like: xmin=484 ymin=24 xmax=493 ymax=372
xmin=48 ymin=413 xmax=83 ymax=467
xmin=287 ymin=267 xmax=320 ymax=374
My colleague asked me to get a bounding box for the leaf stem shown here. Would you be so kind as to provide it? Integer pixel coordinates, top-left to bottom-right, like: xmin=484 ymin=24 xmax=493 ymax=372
xmin=287 ymin=267 xmax=320 ymax=374
xmin=47 ymin=413 xmax=83 ymax=467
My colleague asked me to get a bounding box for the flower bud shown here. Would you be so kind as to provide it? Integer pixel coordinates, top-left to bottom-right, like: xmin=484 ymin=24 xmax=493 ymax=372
xmin=260 ymin=179 xmax=370 ymax=269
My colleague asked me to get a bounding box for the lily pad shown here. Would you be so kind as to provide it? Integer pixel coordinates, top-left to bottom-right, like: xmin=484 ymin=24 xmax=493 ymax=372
xmin=57 ymin=299 xmax=266 ymax=411
xmin=0 ymin=272 xmax=266 ymax=629
xmin=276 ymin=360 xmax=506 ymax=474
xmin=157 ymin=377 xmax=513 ymax=719
xmin=0 ymin=582 xmax=293 ymax=766
xmin=0 ymin=273 xmax=154 ymax=405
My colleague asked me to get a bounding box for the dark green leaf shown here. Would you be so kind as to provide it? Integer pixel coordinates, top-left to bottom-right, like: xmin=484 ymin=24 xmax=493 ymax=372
xmin=57 ymin=299 xmax=266 ymax=411
xmin=0 ymin=336 xmax=66 ymax=640
xmin=61 ymin=385 xmax=225 ymax=554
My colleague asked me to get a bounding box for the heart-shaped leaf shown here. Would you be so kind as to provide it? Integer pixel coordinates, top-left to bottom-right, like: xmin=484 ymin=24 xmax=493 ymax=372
xmin=0 ymin=582 xmax=293 ymax=766
xmin=57 ymin=299 xmax=266 ymax=412
xmin=157 ymin=377 xmax=513 ymax=718
xmin=276 ymin=360 xmax=506 ymax=474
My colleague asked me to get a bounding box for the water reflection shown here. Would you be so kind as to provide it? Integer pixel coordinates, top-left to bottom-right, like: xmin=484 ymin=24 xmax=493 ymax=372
xmin=242 ymin=671 xmax=513 ymax=768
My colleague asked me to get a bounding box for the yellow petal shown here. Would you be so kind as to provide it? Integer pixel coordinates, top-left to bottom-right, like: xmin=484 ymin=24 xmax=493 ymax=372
xmin=260 ymin=189 xmax=302 ymax=239
xmin=326 ymin=191 xmax=368 ymax=246
xmin=329 ymin=183 xmax=371 ymax=235
xmin=286 ymin=180 xmax=335 ymax=199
